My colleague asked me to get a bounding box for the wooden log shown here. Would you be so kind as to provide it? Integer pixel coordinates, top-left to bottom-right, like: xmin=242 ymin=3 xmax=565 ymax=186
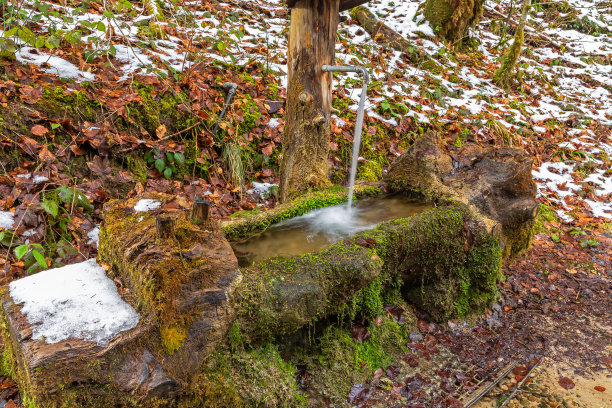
xmin=287 ymin=0 xmax=368 ymax=12
xmin=156 ymin=216 xmax=175 ymax=239
xmin=191 ymin=196 xmax=211 ymax=228
xmin=350 ymin=5 xmax=414 ymax=53
xmin=279 ymin=0 xmax=340 ymax=201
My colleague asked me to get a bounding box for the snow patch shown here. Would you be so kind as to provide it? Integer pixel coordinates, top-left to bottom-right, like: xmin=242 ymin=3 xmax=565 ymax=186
xmin=0 ymin=211 xmax=15 ymax=229
xmin=9 ymin=259 xmax=139 ymax=345
xmin=249 ymin=182 xmax=278 ymax=198
xmin=87 ymin=226 xmax=100 ymax=245
xmin=134 ymin=199 xmax=161 ymax=212
xmin=16 ymin=47 xmax=95 ymax=82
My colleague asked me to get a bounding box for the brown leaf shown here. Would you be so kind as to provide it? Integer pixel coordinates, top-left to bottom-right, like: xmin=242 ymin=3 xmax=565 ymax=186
xmin=156 ymin=124 xmax=167 ymax=139
xmin=38 ymin=144 xmax=55 ymax=163
xmin=31 ymin=124 xmax=49 ymax=136
xmin=350 ymin=324 xmax=371 ymax=342
xmin=87 ymin=155 xmax=111 ymax=176
xmin=70 ymin=145 xmax=85 ymax=155
xmin=558 ymin=376 xmax=575 ymax=390
xmin=262 ymin=143 xmax=274 ymax=156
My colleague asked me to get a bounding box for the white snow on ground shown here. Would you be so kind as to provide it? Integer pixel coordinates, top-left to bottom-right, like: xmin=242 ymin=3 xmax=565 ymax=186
xmin=9 ymin=259 xmax=139 ymax=345
xmin=16 ymin=173 xmax=49 ymax=183
xmin=134 ymin=199 xmax=161 ymax=212
xmin=248 ymin=182 xmax=278 ymax=198
xmin=268 ymin=118 xmax=281 ymax=128
xmin=87 ymin=226 xmax=100 ymax=245
xmin=0 ymin=211 xmax=15 ymax=229
xmin=8 ymin=0 xmax=612 ymax=220
xmin=15 ymin=47 xmax=95 ymax=82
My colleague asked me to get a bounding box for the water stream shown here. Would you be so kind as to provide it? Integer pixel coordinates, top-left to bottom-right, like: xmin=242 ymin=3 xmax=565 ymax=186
xmin=232 ymin=196 xmax=430 ymax=267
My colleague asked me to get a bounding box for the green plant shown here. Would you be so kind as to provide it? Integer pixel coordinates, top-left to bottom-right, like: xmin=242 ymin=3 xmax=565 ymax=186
xmin=580 ymin=238 xmax=598 ymax=248
xmin=15 ymin=243 xmax=47 ymax=270
xmin=144 ymin=148 xmax=185 ymax=179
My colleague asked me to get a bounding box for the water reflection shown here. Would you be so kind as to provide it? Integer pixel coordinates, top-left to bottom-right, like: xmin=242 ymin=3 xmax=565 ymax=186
xmin=232 ymin=196 xmax=430 ymax=267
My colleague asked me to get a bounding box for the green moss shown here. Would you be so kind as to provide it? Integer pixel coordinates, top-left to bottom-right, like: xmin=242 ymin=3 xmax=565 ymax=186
xmin=161 ymin=325 xmax=188 ymax=355
xmin=38 ymin=87 xmax=101 ymax=124
xmin=126 ymin=82 xmax=197 ymax=137
xmin=423 ymin=0 xmax=454 ymax=33
xmin=222 ymin=185 xmax=382 ymax=240
xmin=228 ymin=322 xmax=243 ymax=351
xmin=302 ymin=316 xmax=412 ymax=405
xmin=494 ymin=27 xmax=525 ymax=88
xmin=126 ymin=154 xmax=148 ymax=184
xmin=346 ymin=276 xmax=385 ymax=321
xmin=184 ymin=344 xmax=307 ymax=408
xmin=423 ymin=0 xmax=485 ymax=44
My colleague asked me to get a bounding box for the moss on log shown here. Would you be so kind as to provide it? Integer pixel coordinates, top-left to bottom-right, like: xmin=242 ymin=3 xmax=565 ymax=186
xmin=222 ymin=183 xmax=382 ymax=240
xmin=385 ymin=131 xmax=537 ymax=258
xmin=424 ymin=0 xmax=485 ymax=44
xmin=235 ymin=202 xmax=502 ymax=338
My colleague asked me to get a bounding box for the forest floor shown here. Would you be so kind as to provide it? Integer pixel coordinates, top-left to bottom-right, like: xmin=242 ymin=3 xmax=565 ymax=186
xmin=0 ymin=0 xmax=611 ymax=406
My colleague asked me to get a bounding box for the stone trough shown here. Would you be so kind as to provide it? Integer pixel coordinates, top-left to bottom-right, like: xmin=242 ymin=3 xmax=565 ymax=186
xmin=0 ymin=134 xmax=537 ymax=407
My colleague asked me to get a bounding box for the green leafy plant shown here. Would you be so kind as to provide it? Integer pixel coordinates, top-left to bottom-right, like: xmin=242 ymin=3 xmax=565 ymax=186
xmin=144 ymin=148 xmax=185 ymax=179
xmin=15 ymin=243 xmax=48 ymax=270
xmin=579 ymin=238 xmax=598 ymax=248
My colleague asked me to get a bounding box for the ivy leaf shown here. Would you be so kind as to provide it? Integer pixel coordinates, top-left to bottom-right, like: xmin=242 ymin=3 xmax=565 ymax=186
xmin=41 ymin=198 xmax=59 ymax=218
xmin=15 ymin=245 xmax=29 ymax=260
xmin=163 ymin=167 xmax=172 ymax=179
xmin=32 ymin=249 xmax=48 ymax=269
xmin=173 ymin=152 xmax=185 ymax=165
xmin=155 ymin=158 xmax=166 ymax=173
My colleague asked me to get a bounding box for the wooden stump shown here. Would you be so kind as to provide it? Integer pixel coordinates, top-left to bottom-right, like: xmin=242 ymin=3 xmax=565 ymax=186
xmin=279 ymin=0 xmax=340 ymax=201
xmin=191 ymin=196 xmax=211 ymax=229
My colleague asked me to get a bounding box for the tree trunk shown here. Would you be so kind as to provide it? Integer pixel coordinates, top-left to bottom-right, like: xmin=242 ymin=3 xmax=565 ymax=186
xmin=494 ymin=0 xmax=532 ymax=88
xmin=424 ymin=0 xmax=485 ymax=44
xmin=279 ymin=0 xmax=340 ymax=202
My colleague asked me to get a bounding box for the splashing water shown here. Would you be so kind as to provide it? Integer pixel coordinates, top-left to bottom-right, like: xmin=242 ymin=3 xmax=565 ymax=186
xmin=232 ymin=196 xmax=430 ymax=266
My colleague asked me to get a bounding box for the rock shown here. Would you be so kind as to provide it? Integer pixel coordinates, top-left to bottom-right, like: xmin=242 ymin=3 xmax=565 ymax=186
xmin=384 ymin=131 xmax=537 ymax=257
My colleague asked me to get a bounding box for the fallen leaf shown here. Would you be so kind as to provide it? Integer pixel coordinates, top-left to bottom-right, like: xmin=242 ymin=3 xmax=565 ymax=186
xmin=87 ymin=155 xmax=112 ymax=176
xmin=38 ymin=144 xmax=55 ymax=163
xmin=31 ymin=124 xmax=49 ymax=136
xmin=558 ymin=376 xmax=575 ymax=389
xmin=351 ymin=324 xmax=371 ymax=343
xmin=156 ymin=124 xmax=167 ymax=138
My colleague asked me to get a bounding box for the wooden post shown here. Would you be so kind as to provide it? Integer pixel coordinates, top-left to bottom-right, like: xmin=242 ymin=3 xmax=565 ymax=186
xmin=191 ymin=196 xmax=211 ymax=228
xmin=156 ymin=216 xmax=176 ymax=239
xmin=279 ymin=0 xmax=340 ymax=202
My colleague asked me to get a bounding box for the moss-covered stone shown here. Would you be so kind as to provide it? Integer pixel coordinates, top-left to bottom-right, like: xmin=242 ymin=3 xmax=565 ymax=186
xmin=180 ymin=344 xmax=308 ymax=408
xmin=98 ymin=193 xmax=242 ymax=382
xmin=234 ymin=241 xmax=384 ymax=344
xmin=0 ymin=286 xmax=172 ymax=408
xmin=385 ymin=131 xmax=537 ymax=258
xmin=233 ymin=201 xmax=502 ymax=341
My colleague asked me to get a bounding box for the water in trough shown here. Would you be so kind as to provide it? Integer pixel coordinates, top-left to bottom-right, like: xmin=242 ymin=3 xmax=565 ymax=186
xmin=232 ymin=196 xmax=430 ymax=266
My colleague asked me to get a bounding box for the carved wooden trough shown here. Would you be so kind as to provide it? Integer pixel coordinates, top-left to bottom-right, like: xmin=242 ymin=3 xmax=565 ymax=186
xmin=0 ymin=135 xmax=537 ymax=405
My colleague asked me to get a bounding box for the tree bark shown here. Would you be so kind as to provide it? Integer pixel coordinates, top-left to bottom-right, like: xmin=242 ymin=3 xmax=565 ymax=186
xmin=423 ymin=0 xmax=485 ymax=44
xmin=494 ymin=0 xmax=532 ymax=88
xmin=279 ymin=0 xmax=340 ymax=202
